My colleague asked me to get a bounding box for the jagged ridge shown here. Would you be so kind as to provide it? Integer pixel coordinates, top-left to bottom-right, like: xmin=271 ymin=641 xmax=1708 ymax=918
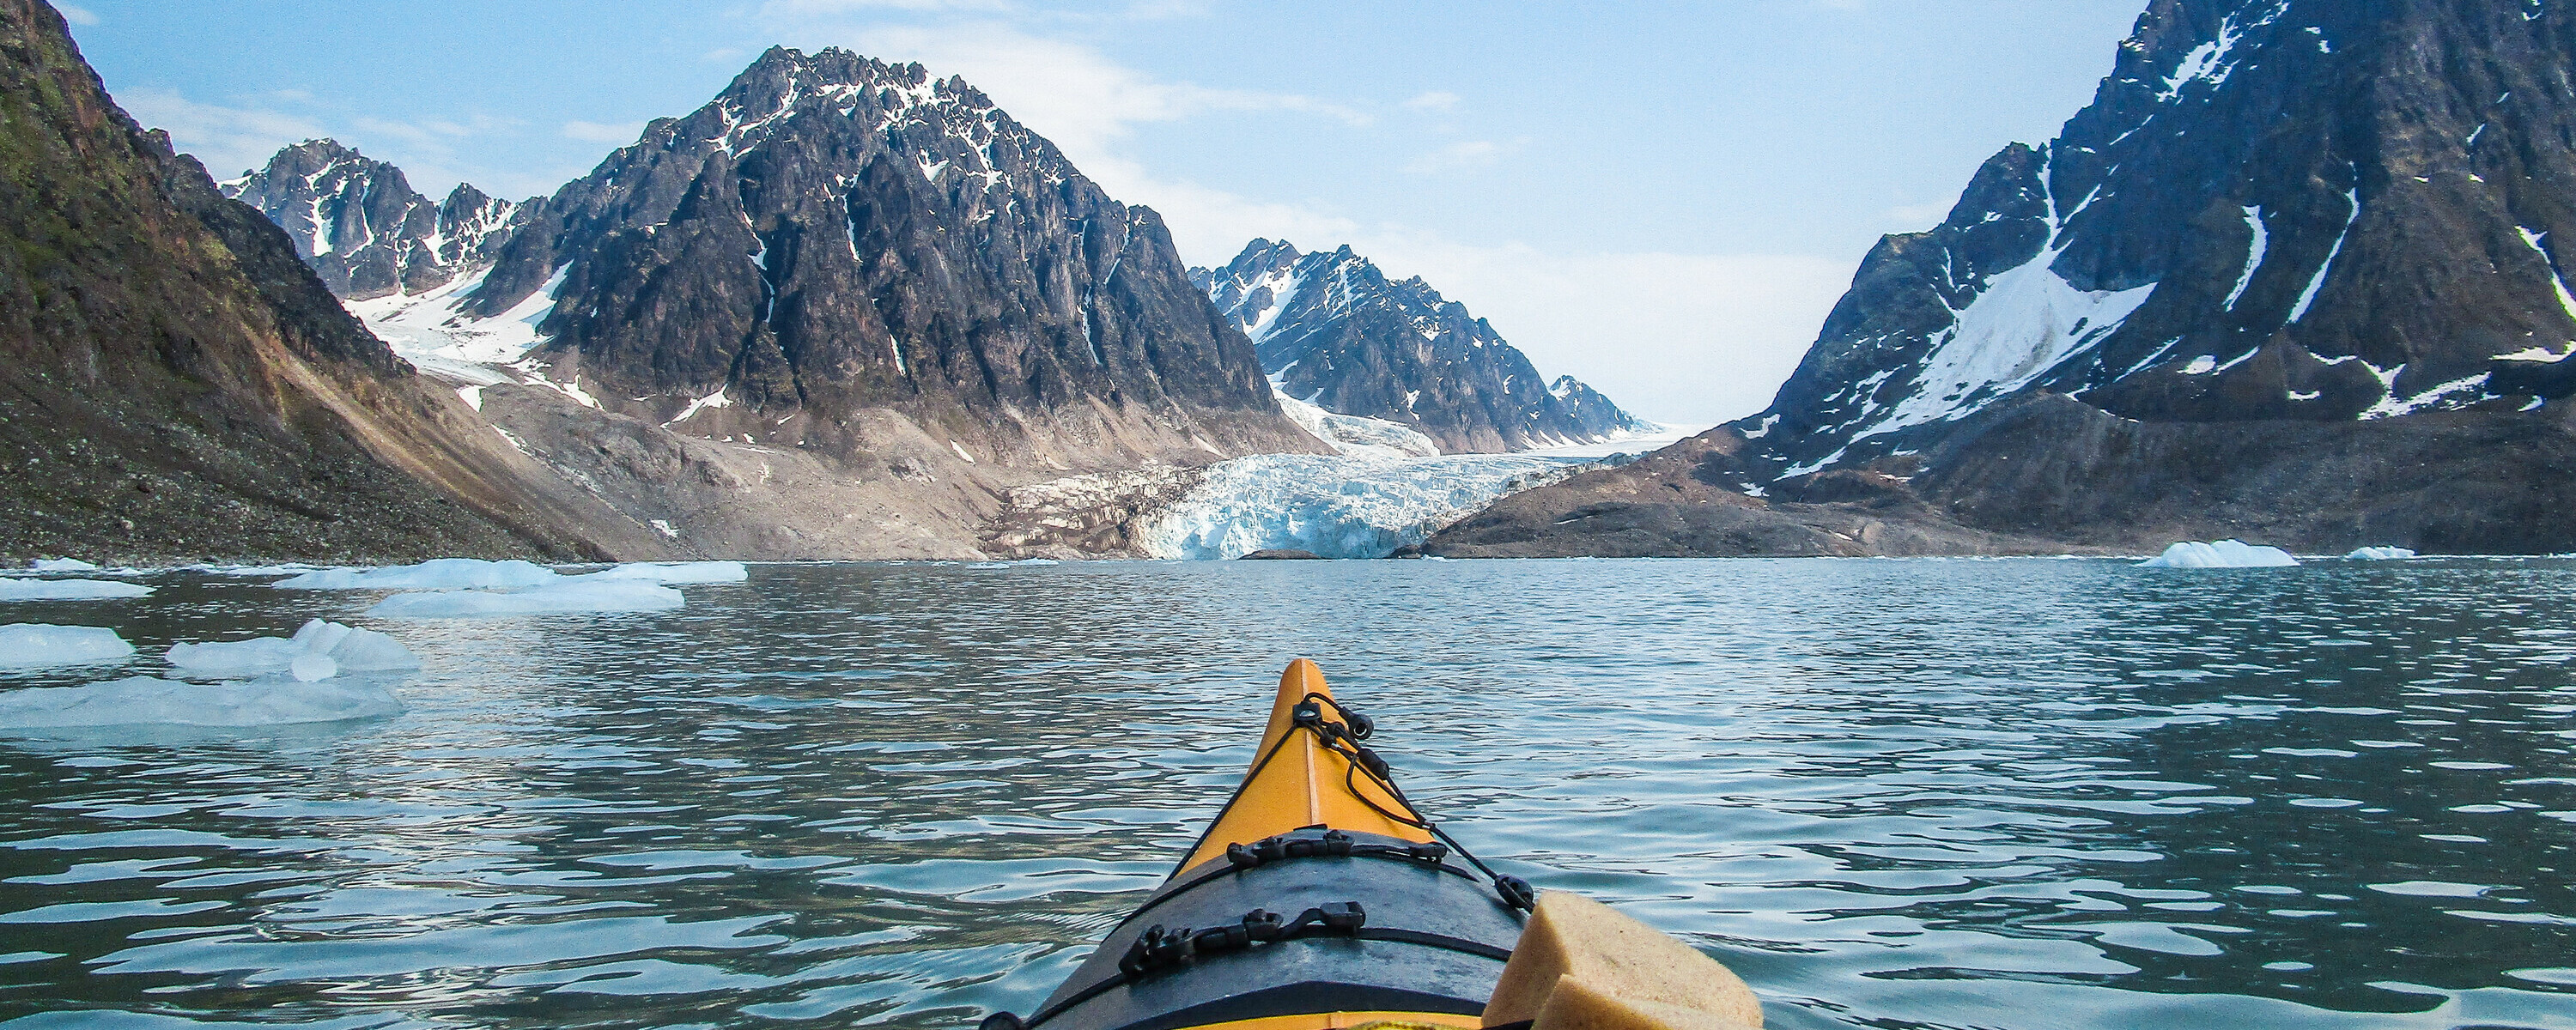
xmin=1196 ymin=239 xmax=1639 ymax=453
xmin=220 ymin=139 xmax=524 ymax=301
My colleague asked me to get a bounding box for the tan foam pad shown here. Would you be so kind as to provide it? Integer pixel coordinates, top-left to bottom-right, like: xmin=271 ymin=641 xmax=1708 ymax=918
xmin=1528 ymin=976 xmax=1758 ymax=1030
xmin=1482 ymin=891 xmax=1762 ymax=1029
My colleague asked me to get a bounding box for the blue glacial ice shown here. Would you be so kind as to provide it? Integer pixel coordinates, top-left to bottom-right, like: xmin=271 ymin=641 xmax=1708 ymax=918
xmin=273 ymin=558 xmax=562 ymax=591
xmin=368 ymin=579 xmax=684 ymax=618
xmin=0 ymin=676 xmax=404 ymax=729
xmin=0 ymin=579 xmax=153 ymax=601
xmin=2345 ymin=546 xmax=2418 ymax=560
xmin=0 ymin=625 xmax=135 ymax=668
xmin=166 ymin=620 xmax=421 ymax=680
xmin=583 ymin=561 xmax=749 ymax=584
xmin=2140 ymin=540 xmax=2301 ymax=568
xmin=1139 ymin=453 xmax=1588 ymax=560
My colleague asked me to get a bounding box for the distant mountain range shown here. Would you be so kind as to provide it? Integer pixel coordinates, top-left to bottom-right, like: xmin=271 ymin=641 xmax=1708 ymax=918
xmin=1431 ymin=0 xmax=2576 ymax=557
xmin=1196 ymin=239 xmax=1641 ymax=452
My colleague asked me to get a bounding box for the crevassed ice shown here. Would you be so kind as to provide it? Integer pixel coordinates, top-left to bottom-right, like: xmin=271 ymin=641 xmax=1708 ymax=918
xmin=0 ymin=676 xmax=403 ymax=729
xmin=0 ymin=625 xmax=135 ymax=669
xmin=2140 ymin=540 xmax=2300 ymax=568
xmin=1274 ymin=392 xmax=1439 ymax=458
xmin=1139 ymin=452 xmax=1583 ymax=560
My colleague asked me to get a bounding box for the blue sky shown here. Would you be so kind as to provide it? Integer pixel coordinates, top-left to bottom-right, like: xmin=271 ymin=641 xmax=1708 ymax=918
xmin=61 ymin=1 xmax=2148 ymax=423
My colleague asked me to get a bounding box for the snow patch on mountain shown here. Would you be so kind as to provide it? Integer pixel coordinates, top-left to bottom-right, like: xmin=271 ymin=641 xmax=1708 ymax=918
xmin=1858 ymin=251 xmax=2157 ymax=441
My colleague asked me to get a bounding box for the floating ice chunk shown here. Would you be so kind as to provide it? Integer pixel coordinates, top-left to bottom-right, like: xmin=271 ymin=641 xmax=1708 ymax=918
xmin=289 ymin=654 xmax=338 ymax=682
xmin=164 ymin=620 xmax=420 ymax=678
xmin=2346 ymin=546 xmax=2418 ymax=560
xmin=28 ymin=559 xmax=98 ymax=573
xmin=368 ymin=579 xmax=683 ymax=618
xmin=0 ymin=579 xmax=152 ymax=601
xmin=197 ymin=563 xmax=325 ymax=577
xmin=580 ymin=561 xmax=749 ymax=584
xmin=0 ymin=625 xmax=135 ymax=668
xmin=273 ymin=558 xmax=562 ymax=591
xmin=0 ymin=676 xmax=403 ymax=729
xmin=2140 ymin=540 xmax=2300 ymax=568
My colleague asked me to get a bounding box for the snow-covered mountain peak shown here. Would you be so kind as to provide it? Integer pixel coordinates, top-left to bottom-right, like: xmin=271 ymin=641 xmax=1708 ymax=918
xmin=1195 ymin=239 xmax=1642 ymax=452
xmin=222 ymin=138 xmax=526 ymax=301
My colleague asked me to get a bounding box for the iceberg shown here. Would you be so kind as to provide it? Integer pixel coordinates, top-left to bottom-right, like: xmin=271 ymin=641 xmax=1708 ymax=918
xmin=1139 ymin=452 xmax=1584 ymax=560
xmin=27 ymin=559 xmax=98 ymax=573
xmin=272 ymin=558 xmax=562 ymax=591
xmin=2139 ymin=540 xmax=2301 ymax=568
xmin=2346 ymin=546 xmax=2418 ymax=560
xmin=0 ymin=676 xmax=403 ymax=729
xmin=165 ymin=620 xmax=420 ymax=680
xmin=0 ymin=625 xmax=135 ymax=668
xmin=368 ymin=579 xmax=683 ymax=618
xmin=0 ymin=578 xmax=153 ymax=601
xmin=580 ymin=560 xmax=749 ymax=584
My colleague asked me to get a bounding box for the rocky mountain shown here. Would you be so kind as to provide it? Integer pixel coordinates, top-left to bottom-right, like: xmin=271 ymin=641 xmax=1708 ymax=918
xmin=1196 ymin=239 xmax=1641 ymax=452
xmin=219 ymin=139 xmax=524 ymax=300
xmin=0 ymin=0 xmax=660 ymax=565
xmin=1430 ymin=0 xmax=2576 ymax=556
xmin=222 ymin=47 xmax=1327 ymax=558
xmin=440 ymin=47 xmax=1314 ymax=473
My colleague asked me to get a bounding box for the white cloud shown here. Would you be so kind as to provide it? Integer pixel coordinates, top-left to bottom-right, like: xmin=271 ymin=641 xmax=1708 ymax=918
xmin=1400 ymin=137 xmax=1522 ymax=175
xmin=1400 ymin=90 xmax=1461 ymax=113
xmin=751 ymin=15 xmax=1843 ymax=423
xmin=563 ymin=119 xmax=646 ymax=143
xmin=118 ymin=87 xmax=325 ymax=179
xmin=702 ymin=46 xmax=750 ymax=64
xmin=51 ymin=3 xmax=97 ymax=25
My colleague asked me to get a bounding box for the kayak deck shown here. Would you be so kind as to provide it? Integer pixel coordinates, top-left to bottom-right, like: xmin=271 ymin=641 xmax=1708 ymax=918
xmin=1005 ymin=660 xmax=1525 ymax=1030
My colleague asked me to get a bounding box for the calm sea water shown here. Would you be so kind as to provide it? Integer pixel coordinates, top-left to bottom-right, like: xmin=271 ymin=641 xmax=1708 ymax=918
xmin=1 ymin=559 xmax=2571 ymax=1030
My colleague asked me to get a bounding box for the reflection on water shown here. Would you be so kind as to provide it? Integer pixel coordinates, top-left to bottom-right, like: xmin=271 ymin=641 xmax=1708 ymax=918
xmin=0 ymin=559 xmax=2570 ymax=1029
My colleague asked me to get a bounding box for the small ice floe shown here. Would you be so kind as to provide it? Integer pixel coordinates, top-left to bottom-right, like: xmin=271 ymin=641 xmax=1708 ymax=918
xmin=0 ymin=625 xmax=135 ymax=669
xmin=368 ymin=579 xmax=683 ymax=618
xmin=580 ymin=560 xmax=749 ymax=585
xmin=0 ymin=676 xmax=403 ymax=728
xmin=2346 ymin=546 xmax=2418 ymax=560
xmin=273 ymin=558 xmax=562 ymax=591
xmin=0 ymin=579 xmax=153 ymax=601
xmin=27 ymin=559 xmax=99 ymax=573
xmin=2139 ymin=540 xmax=2300 ymax=568
xmin=165 ymin=620 xmax=420 ymax=682
xmin=197 ymin=563 xmax=325 ymax=577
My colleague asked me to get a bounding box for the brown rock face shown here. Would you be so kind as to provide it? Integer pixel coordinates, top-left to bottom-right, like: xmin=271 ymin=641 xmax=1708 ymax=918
xmin=0 ymin=0 xmax=657 ymax=565
xmin=459 ymin=47 xmax=1321 ymax=472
